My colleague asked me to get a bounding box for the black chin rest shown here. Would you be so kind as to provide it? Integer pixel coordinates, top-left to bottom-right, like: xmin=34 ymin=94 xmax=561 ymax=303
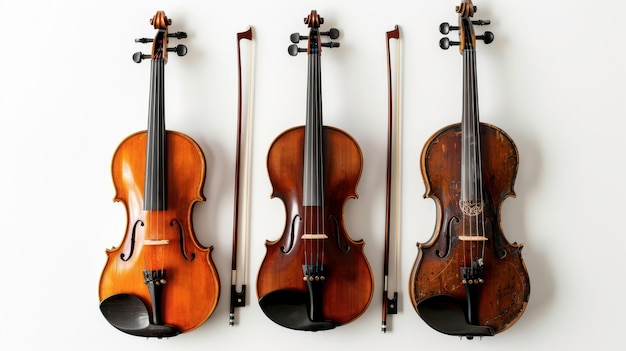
xmin=417 ymin=295 xmax=495 ymax=338
xmin=100 ymin=294 xmax=180 ymax=338
xmin=259 ymin=290 xmax=335 ymax=331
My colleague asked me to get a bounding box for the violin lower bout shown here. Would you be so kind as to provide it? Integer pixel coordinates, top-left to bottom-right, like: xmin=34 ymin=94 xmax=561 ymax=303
xmin=257 ymin=125 xmax=374 ymax=327
xmin=409 ymin=122 xmax=530 ymax=335
xmin=99 ymin=131 xmax=220 ymax=333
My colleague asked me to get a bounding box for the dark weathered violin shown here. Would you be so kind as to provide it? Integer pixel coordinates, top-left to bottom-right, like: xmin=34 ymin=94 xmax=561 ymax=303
xmin=256 ymin=10 xmax=374 ymax=331
xmin=98 ymin=11 xmax=220 ymax=338
xmin=408 ymin=0 xmax=530 ymax=338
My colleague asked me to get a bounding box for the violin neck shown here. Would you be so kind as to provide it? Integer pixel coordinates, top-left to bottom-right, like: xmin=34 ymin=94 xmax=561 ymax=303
xmin=144 ymin=56 xmax=167 ymax=210
xmin=460 ymin=32 xmax=483 ymax=204
xmin=303 ymin=36 xmax=324 ymax=207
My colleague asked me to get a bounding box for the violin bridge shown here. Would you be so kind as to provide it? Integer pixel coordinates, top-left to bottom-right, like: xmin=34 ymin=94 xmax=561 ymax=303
xmin=144 ymin=239 xmax=170 ymax=245
xmin=458 ymin=236 xmax=488 ymax=241
xmin=301 ymin=233 xmax=328 ymax=240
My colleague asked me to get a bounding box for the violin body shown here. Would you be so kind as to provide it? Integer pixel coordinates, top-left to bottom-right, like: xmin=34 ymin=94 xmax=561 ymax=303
xmin=409 ymin=122 xmax=530 ymax=334
xmin=99 ymin=130 xmax=220 ymax=333
xmin=257 ymin=125 xmax=373 ymax=327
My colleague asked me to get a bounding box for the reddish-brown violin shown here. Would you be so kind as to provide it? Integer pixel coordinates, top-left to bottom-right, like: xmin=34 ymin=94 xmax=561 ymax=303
xmin=408 ymin=0 xmax=530 ymax=338
xmin=256 ymin=10 xmax=374 ymax=331
xmin=98 ymin=11 xmax=220 ymax=338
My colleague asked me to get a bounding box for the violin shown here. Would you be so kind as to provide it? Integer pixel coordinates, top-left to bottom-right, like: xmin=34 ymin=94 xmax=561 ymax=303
xmin=256 ymin=10 xmax=374 ymax=331
xmin=98 ymin=11 xmax=220 ymax=338
xmin=408 ymin=0 xmax=530 ymax=338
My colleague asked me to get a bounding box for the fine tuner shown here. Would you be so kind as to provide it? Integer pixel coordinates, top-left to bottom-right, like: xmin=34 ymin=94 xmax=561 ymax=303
xmin=288 ymin=27 xmax=340 ymax=56
xmin=439 ymin=7 xmax=493 ymax=50
xmin=132 ymin=31 xmax=188 ymax=63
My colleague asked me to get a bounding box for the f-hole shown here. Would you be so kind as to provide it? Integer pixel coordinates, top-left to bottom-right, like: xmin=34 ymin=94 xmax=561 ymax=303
xmin=121 ymin=220 xmax=144 ymax=261
xmin=484 ymin=217 xmax=507 ymax=259
xmin=329 ymin=215 xmax=350 ymax=254
xmin=171 ymin=219 xmax=195 ymax=261
xmin=281 ymin=215 xmax=302 ymax=254
xmin=436 ymin=216 xmax=458 ymax=258
xmin=477 ymin=190 xmax=507 ymax=259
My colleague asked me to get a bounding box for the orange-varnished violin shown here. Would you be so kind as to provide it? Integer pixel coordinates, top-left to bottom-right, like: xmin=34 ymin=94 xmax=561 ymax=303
xmin=408 ymin=0 xmax=530 ymax=338
xmin=98 ymin=11 xmax=219 ymax=338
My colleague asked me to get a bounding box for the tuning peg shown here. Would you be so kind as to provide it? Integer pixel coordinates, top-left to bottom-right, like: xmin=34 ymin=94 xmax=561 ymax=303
xmin=439 ymin=22 xmax=459 ymax=35
xmin=132 ymin=51 xmax=151 ymax=63
xmin=168 ymin=31 xmax=187 ymax=39
xmin=476 ymin=31 xmax=494 ymax=44
xmin=472 ymin=19 xmax=491 ymax=26
xmin=288 ymin=44 xmax=307 ymax=56
xmin=167 ymin=44 xmax=188 ymax=56
xmin=321 ymin=41 xmax=340 ymax=49
xmin=135 ymin=37 xmax=153 ymax=44
xmin=439 ymin=37 xmax=459 ymax=50
xmin=321 ymin=28 xmax=340 ymax=39
xmin=290 ymin=32 xmax=307 ymax=44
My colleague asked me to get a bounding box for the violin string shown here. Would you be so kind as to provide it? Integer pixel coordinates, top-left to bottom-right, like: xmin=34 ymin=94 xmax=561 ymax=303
xmin=305 ymin=51 xmax=315 ymax=274
xmin=152 ymin=56 xmax=158 ymax=274
xmin=461 ymin=44 xmax=471 ymax=267
xmin=317 ymin=48 xmax=326 ymax=274
xmin=315 ymin=50 xmax=322 ymax=273
xmin=316 ymin=51 xmax=320 ymax=274
xmin=464 ymin=35 xmax=487 ymax=268
xmin=302 ymin=32 xmax=327 ymax=276
xmin=158 ymin=56 xmax=166 ymax=275
xmin=156 ymin=58 xmax=160 ymax=273
xmin=304 ymin=50 xmax=313 ymax=274
xmin=472 ymin=48 xmax=487 ymax=261
xmin=469 ymin=47 xmax=479 ymax=265
xmin=312 ymin=58 xmax=316 ymax=273
xmin=146 ymin=57 xmax=158 ymax=272
xmin=467 ymin=48 xmax=480 ymax=264
xmin=155 ymin=57 xmax=160 ymax=274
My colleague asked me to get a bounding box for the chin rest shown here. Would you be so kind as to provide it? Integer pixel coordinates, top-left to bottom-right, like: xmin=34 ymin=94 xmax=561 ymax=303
xmin=100 ymin=294 xmax=180 ymax=338
xmin=417 ymin=295 xmax=495 ymax=338
xmin=259 ymin=290 xmax=336 ymax=331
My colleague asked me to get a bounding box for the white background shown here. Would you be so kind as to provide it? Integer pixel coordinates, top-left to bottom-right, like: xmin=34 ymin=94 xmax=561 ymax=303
xmin=1 ymin=0 xmax=624 ymax=350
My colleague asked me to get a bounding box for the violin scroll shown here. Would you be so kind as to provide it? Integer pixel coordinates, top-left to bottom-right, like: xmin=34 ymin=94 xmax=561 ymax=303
xmin=132 ymin=11 xmax=188 ymax=63
xmin=150 ymin=11 xmax=171 ymax=29
xmin=439 ymin=0 xmax=493 ymax=52
xmin=288 ymin=10 xmax=340 ymax=56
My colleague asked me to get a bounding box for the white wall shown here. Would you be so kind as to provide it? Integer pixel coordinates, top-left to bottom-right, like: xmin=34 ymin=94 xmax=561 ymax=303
xmin=1 ymin=0 xmax=624 ymax=349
